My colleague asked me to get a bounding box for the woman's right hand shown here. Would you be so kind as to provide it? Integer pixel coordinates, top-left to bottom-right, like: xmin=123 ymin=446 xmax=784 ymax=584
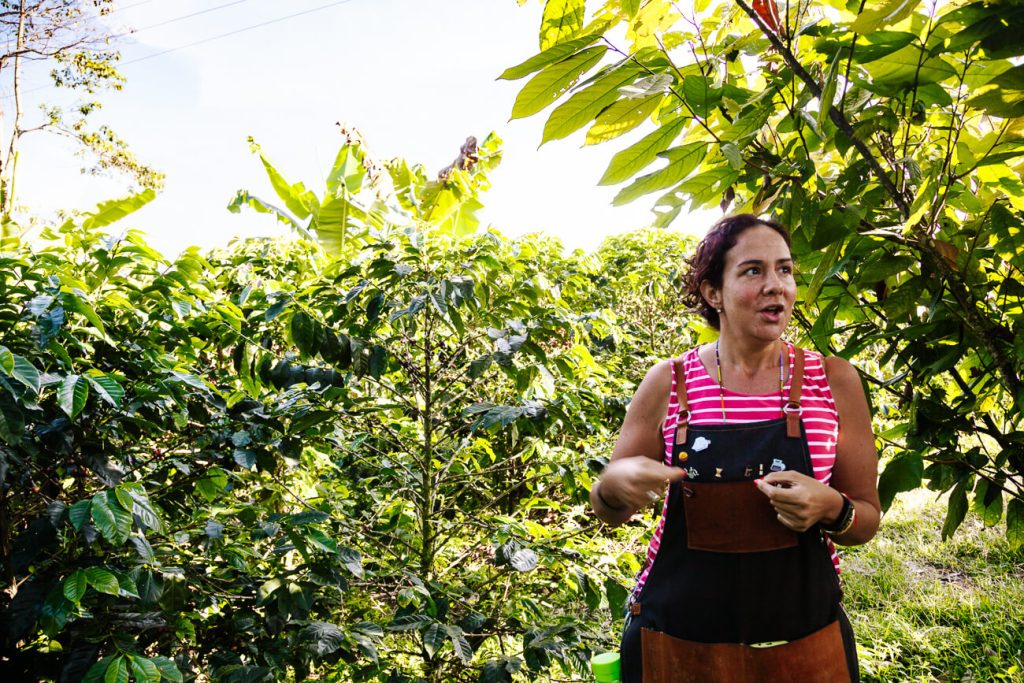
xmin=598 ymin=455 xmax=687 ymax=510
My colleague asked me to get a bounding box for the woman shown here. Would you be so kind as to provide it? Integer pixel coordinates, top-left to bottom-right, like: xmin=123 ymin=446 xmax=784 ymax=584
xmin=591 ymin=214 xmax=880 ymax=682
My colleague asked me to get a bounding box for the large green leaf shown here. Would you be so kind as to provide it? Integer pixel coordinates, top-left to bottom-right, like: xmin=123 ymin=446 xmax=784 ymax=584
xmin=104 ymin=655 xmax=128 ymax=683
xmin=673 ymin=166 xmax=738 ymax=209
xmin=128 ymin=655 xmax=162 ymax=683
xmin=605 ymin=576 xmax=628 ymax=620
xmin=226 ymin=190 xmax=310 ymax=236
xmin=196 ymin=467 xmax=228 ymax=502
xmin=967 ymin=64 xmax=1024 ymax=119
xmin=84 ymin=370 xmax=124 ymax=408
xmin=681 ymin=75 xmax=721 ymax=119
xmin=877 ymin=452 xmax=923 ymax=511
xmin=84 ymin=657 xmax=115 ymax=683
xmin=69 ymin=500 xmax=92 ymax=530
xmin=939 ymin=3 xmax=1024 ymax=59
xmin=90 ymin=491 xmax=124 ymax=544
xmin=290 ymin=310 xmax=324 ymax=357
xmin=850 ymin=0 xmax=922 ymax=34
xmin=862 ymin=45 xmax=957 ymax=87
xmin=598 ymin=116 xmax=687 ymax=184
xmin=585 ymin=94 xmax=662 ymax=145
xmin=303 ymin=622 xmax=345 ymax=656
xmin=258 ymin=151 xmax=314 ymax=221
xmin=858 ymin=31 xmax=917 ymax=63
xmin=422 ymin=622 xmax=447 ymax=658
xmin=81 ymin=189 xmax=157 ymax=231
xmin=150 ymin=657 xmax=183 ymax=683
xmin=84 ymin=567 xmax=120 ymax=596
xmin=818 ymin=50 xmax=843 ymax=132
xmin=63 ymin=569 xmax=87 ymax=603
xmin=510 ymin=46 xmax=607 ymax=120
xmin=324 ymin=141 xmax=367 ymax=196
xmin=942 ymin=479 xmax=970 ymax=540
xmin=500 ymin=34 xmax=604 ymax=80
xmin=58 ymin=375 xmax=89 ymax=419
xmin=720 ymin=104 xmax=772 ymax=143
xmin=612 ymin=142 xmax=706 ymax=205
xmin=1008 ymin=499 xmax=1024 ymax=550
xmin=107 ymin=490 xmax=133 ymax=543
xmin=63 ymin=292 xmax=108 ymax=337
xmin=447 ymin=625 xmax=474 ymax=663
xmin=11 ymin=354 xmax=40 ymax=393
xmin=542 ymin=63 xmax=641 ymax=143
xmin=540 ymin=0 xmax=585 ymax=50
xmin=387 ymin=614 xmax=432 ymax=631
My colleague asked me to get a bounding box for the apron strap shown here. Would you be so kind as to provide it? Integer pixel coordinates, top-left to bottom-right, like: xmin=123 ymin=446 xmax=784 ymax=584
xmin=674 ymin=346 xmax=805 ymax=442
xmin=672 ymin=357 xmax=689 ymax=447
xmin=785 ymin=345 xmax=805 ymax=438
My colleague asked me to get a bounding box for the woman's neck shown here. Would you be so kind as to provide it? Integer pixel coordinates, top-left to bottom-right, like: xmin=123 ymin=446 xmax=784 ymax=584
xmin=715 ymin=335 xmax=784 ymax=379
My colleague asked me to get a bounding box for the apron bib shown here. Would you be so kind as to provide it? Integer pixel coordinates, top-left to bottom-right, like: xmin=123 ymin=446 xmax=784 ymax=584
xmin=620 ymin=347 xmax=856 ymax=682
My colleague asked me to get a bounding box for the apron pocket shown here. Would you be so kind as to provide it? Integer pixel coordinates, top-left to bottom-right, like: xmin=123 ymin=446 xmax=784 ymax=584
xmin=683 ymin=481 xmax=798 ymax=553
xmin=640 ymin=620 xmax=851 ymax=683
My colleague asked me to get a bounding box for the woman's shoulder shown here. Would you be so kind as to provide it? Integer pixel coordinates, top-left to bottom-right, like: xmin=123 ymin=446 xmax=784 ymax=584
xmin=637 ymin=347 xmax=705 ymax=393
xmin=793 ymin=345 xmax=835 ymax=376
xmin=801 ymin=350 xmax=863 ymax=400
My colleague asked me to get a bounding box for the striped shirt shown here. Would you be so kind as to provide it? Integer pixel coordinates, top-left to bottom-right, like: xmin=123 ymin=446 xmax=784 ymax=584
xmin=634 ymin=343 xmax=841 ymax=598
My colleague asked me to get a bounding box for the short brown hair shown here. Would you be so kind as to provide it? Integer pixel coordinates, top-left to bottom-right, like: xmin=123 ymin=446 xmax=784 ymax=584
xmin=682 ymin=214 xmax=792 ymax=330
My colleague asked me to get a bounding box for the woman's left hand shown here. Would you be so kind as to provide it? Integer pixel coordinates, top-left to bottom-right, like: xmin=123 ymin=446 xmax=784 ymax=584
xmin=755 ymin=470 xmax=842 ymax=533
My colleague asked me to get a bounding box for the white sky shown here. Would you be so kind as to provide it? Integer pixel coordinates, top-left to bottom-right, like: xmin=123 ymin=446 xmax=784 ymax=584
xmin=10 ymin=0 xmax=709 ymax=257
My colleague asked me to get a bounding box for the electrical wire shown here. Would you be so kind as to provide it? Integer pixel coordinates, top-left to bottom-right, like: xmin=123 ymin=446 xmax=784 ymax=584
xmin=105 ymin=0 xmax=163 ymax=16
xmin=120 ymin=0 xmax=359 ymax=67
xmin=124 ymin=0 xmax=254 ymax=37
xmin=0 ymin=0 xmax=359 ymax=98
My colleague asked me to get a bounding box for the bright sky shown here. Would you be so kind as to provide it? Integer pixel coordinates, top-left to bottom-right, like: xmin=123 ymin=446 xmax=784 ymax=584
xmin=12 ymin=0 xmax=708 ymax=257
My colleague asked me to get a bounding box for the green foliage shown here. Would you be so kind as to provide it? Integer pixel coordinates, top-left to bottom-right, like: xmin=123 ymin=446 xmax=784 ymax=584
xmin=0 ymin=166 xmax=644 ymax=680
xmin=229 ymin=127 xmax=504 ymax=256
xmin=510 ymin=0 xmax=1024 ymax=545
xmin=0 ymin=1 xmax=163 ymax=220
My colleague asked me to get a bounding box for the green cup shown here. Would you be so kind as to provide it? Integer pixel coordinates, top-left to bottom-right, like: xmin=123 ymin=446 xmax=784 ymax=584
xmin=591 ymin=651 xmax=621 ymax=683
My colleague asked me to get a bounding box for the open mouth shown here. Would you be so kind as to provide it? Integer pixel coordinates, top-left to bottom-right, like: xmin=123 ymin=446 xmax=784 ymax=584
xmin=760 ymin=304 xmax=785 ymax=315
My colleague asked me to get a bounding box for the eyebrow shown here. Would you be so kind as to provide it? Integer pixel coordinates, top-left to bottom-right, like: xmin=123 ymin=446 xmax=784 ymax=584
xmin=734 ymin=258 xmax=793 ymax=267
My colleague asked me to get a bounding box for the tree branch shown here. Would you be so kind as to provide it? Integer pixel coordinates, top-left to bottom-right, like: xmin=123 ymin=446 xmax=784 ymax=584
xmin=733 ymin=0 xmax=910 ymax=218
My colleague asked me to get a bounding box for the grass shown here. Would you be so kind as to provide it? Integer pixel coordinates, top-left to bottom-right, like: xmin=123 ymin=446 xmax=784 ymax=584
xmin=841 ymin=489 xmax=1024 ymax=682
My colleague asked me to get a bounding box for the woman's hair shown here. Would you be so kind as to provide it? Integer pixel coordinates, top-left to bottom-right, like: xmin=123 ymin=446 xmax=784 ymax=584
xmin=681 ymin=213 xmax=791 ymax=330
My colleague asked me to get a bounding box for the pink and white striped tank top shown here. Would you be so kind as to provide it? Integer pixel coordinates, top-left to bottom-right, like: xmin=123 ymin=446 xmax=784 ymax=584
xmin=634 ymin=342 xmax=842 ymax=597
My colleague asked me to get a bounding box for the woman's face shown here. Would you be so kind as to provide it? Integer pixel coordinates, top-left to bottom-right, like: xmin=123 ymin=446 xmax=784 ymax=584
xmin=702 ymin=225 xmax=796 ymax=342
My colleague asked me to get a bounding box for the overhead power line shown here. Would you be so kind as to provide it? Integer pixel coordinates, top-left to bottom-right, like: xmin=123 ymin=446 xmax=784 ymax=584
xmin=106 ymin=0 xmax=163 ymax=16
xmin=120 ymin=0 xmax=359 ymax=67
xmin=0 ymin=0 xmax=358 ymax=99
xmin=125 ymin=0 xmax=254 ymax=37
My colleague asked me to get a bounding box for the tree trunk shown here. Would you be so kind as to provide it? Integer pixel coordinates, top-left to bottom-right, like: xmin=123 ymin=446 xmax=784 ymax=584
xmin=0 ymin=2 xmax=27 ymax=217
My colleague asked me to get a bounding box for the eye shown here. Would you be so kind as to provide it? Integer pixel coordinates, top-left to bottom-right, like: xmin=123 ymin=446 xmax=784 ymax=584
xmin=779 ymin=265 xmax=793 ymax=275
xmin=743 ymin=266 xmax=761 ymax=275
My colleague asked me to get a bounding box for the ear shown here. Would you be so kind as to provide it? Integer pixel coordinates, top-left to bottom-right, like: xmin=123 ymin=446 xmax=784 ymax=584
xmin=699 ymin=280 xmax=721 ymax=311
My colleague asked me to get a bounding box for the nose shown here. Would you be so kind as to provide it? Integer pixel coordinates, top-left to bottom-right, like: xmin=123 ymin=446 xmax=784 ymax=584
xmin=763 ymin=269 xmax=782 ymax=294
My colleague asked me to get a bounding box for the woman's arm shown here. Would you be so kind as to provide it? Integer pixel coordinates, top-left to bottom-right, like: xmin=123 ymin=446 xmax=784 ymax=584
xmin=591 ymin=360 xmax=686 ymax=526
xmin=820 ymin=355 xmax=881 ymax=545
xmin=756 ymin=356 xmax=881 ymax=545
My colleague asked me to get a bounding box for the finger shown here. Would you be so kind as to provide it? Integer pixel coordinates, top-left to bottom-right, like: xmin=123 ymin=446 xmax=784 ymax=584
xmin=770 ymin=499 xmax=811 ymax=514
xmin=775 ymin=510 xmax=803 ymax=530
xmin=754 ymin=478 xmax=780 ymax=498
xmin=663 ymin=465 xmax=687 ymax=481
xmin=763 ymin=470 xmax=811 ymax=486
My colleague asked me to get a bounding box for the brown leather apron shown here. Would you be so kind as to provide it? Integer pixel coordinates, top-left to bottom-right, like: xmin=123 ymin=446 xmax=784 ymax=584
xmin=620 ymin=347 xmax=855 ymax=682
